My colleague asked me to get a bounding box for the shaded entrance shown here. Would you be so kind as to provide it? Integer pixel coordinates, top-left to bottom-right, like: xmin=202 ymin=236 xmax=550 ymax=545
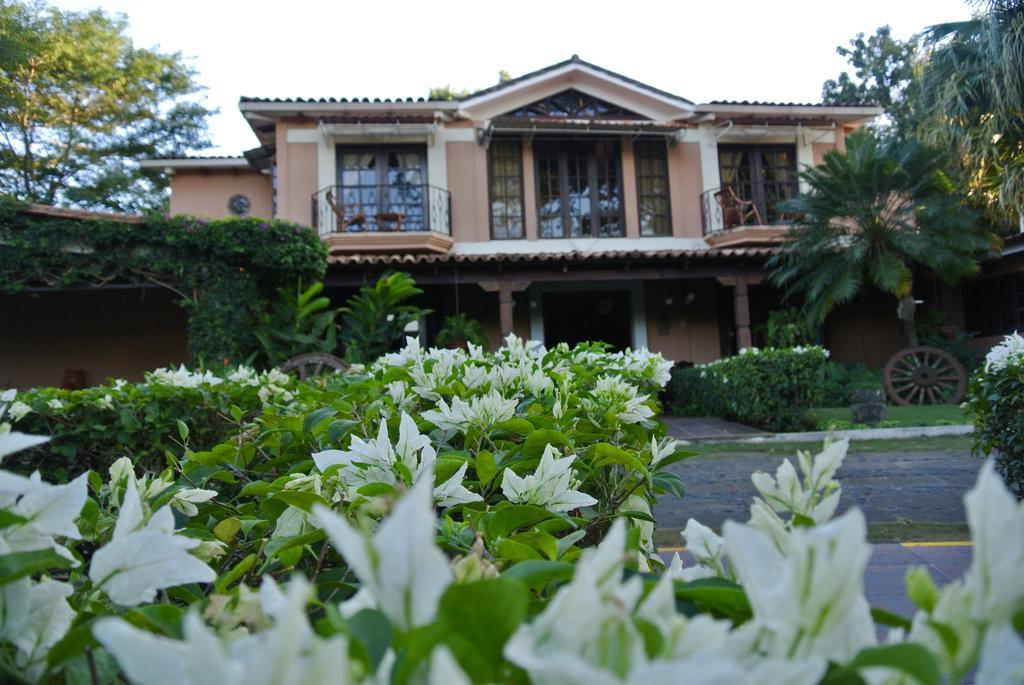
xmin=542 ymin=290 xmax=631 ymax=349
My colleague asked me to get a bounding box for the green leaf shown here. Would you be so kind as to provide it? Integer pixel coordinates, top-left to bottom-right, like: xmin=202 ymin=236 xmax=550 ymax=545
xmin=0 ymin=548 xmax=72 ymax=584
xmin=303 ymin=407 xmax=338 ymax=434
xmin=492 ymin=418 xmax=534 ymax=436
xmin=616 ymin=509 xmax=657 ymax=524
xmin=652 ymin=471 xmax=686 ymax=499
xmin=347 ymin=608 xmax=392 ymax=671
xmin=501 ymin=560 xmax=575 ymax=591
xmin=522 ymin=429 xmax=568 ymax=459
xmin=175 ymin=419 xmax=189 ymax=442
xmin=497 ymin=537 xmax=543 ymax=562
xmin=475 ymin=450 xmax=497 ymax=485
xmin=46 ymin=618 xmax=100 ymax=668
xmin=214 ymin=553 xmax=257 ymax=593
xmin=327 ymin=419 xmax=358 ymax=443
xmin=261 ymin=530 xmax=326 ymax=570
xmin=213 ymin=517 xmax=241 ymax=543
xmin=438 ymin=579 xmax=527 ymax=683
xmin=0 ymin=510 xmax=29 ymax=528
xmin=356 ymin=482 xmax=396 ymax=497
xmin=822 ymin=643 xmax=940 ymax=685
xmin=654 ymin=450 xmax=699 ymax=469
xmin=486 ymin=504 xmax=560 ymax=540
xmin=870 ymin=606 xmax=912 ymax=631
xmin=673 ymin=578 xmax=752 ymax=623
xmin=590 ymin=442 xmax=645 ymax=471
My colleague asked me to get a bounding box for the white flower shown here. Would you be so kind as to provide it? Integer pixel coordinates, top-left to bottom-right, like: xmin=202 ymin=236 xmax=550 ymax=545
xmin=169 ymin=488 xmax=218 ymax=517
xmin=313 ymin=473 xmax=452 ymax=631
xmin=94 ymin=576 xmax=348 ymax=685
xmin=983 ymin=331 xmax=1024 ymax=372
xmin=582 ymin=376 xmax=654 ymax=425
xmin=963 ymin=460 xmax=1024 ymax=623
xmin=421 ymin=391 xmax=517 ymax=434
xmin=96 ymin=394 xmax=114 ymax=410
xmin=10 ymin=578 xmax=76 ymax=681
xmin=0 ymin=472 xmax=88 ymax=563
xmin=723 ymin=508 xmax=875 ymax=662
xmin=46 ymin=398 xmax=63 ymax=411
xmin=750 ymin=439 xmax=846 ymax=525
xmin=108 ymin=456 xmax=135 ymax=486
xmin=650 ymin=436 xmax=679 ymax=468
xmin=148 ymin=365 xmax=223 ymax=388
xmin=8 ymin=401 xmax=31 ymax=422
xmin=433 ymin=462 xmax=483 ymax=508
xmin=976 ymin=622 xmax=1024 ymax=685
xmin=89 ymin=478 xmax=216 ymax=606
xmin=501 ymin=444 xmax=597 ymax=513
xmin=680 ymin=519 xmax=727 ymax=578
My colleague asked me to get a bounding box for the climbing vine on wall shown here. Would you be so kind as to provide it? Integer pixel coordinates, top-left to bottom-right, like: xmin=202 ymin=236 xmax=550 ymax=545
xmin=0 ymin=196 xmax=328 ymax=363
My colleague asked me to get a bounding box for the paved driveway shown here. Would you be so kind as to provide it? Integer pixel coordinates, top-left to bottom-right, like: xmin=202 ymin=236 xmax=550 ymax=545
xmin=654 ymin=449 xmax=982 ymax=530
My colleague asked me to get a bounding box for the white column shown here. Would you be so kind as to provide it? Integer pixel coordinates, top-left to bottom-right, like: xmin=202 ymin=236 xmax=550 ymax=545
xmin=694 ymin=127 xmax=723 ymax=232
xmin=630 ymin=282 xmax=648 ymax=349
xmin=796 ymin=128 xmax=815 ymax=194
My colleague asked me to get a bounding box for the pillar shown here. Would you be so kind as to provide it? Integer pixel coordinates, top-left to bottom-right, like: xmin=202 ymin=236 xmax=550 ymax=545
xmin=733 ymin=278 xmax=752 ymax=350
xmin=498 ymin=282 xmax=515 ymax=337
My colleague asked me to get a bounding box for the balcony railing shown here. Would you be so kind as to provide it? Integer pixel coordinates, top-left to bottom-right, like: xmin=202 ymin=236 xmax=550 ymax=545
xmin=311 ymin=184 xmax=451 ymax=237
xmin=700 ymin=186 xmax=795 ymax=235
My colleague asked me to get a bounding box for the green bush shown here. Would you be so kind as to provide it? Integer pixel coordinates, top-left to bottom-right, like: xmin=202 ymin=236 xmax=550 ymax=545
xmin=435 ymin=312 xmax=489 ymax=349
xmin=964 ymin=333 xmax=1024 ymax=497
xmin=5 ymin=365 xmax=331 ymax=479
xmin=340 ymin=271 xmax=428 ymax=363
xmin=670 ymin=346 xmax=830 ymax=432
xmin=815 ymin=361 xmax=884 ymax=406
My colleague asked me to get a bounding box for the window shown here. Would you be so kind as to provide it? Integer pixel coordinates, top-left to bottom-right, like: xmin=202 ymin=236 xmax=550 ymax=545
xmin=635 ymin=140 xmax=671 ymax=236
xmin=510 ymin=89 xmax=642 ymax=119
xmin=336 ymin=146 xmax=426 ymax=231
xmin=964 ymin=274 xmax=1024 ymax=336
xmin=535 ymin=139 xmax=623 ymax=238
xmin=488 ymin=139 xmax=525 ymax=239
xmin=718 ymin=145 xmax=797 ymax=223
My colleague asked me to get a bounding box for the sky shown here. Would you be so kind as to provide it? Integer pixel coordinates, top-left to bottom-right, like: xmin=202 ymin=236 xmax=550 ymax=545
xmin=52 ymin=0 xmax=974 ymax=156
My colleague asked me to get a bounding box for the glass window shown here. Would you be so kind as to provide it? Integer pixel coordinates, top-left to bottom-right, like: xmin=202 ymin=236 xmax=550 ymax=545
xmin=336 ymin=146 xmax=426 ymax=231
xmin=635 ymin=140 xmax=671 ymax=236
xmin=535 ymin=140 xmax=623 ymax=238
xmin=717 ymin=145 xmax=797 ymax=224
xmin=488 ymin=139 xmax=525 ymax=239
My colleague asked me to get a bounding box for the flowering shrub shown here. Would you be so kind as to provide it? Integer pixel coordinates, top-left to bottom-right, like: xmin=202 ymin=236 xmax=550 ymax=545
xmin=670 ymin=346 xmax=830 ymax=431
xmin=6 ymin=365 xmax=314 ymax=479
xmin=965 ymin=332 xmax=1024 ymax=497
xmin=2 ymin=343 xmax=1023 ymax=684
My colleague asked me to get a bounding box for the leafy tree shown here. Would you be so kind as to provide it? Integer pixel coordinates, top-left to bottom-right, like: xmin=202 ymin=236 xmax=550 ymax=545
xmin=0 ymin=0 xmax=212 ymax=212
xmin=254 ymin=281 xmax=339 ymax=366
xmin=917 ymin=0 xmax=1024 ymax=223
xmin=435 ymin=313 xmax=489 ymax=349
xmin=428 ymin=84 xmax=471 ymax=101
xmin=768 ymin=131 xmax=991 ymax=347
xmin=340 ymin=272 xmax=429 ymax=363
xmin=821 ymin=26 xmax=921 ymax=135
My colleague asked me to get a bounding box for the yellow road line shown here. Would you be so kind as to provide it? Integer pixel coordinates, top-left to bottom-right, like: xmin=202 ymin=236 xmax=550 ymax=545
xmin=900 ymin=541 xmax=973 ymax=548
xmin=656 ymin=546 xmax=687 ymax=553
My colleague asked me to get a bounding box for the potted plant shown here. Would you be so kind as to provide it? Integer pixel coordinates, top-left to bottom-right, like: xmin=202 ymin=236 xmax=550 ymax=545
xmin=435 ymin=313 xmax=489 ymax=350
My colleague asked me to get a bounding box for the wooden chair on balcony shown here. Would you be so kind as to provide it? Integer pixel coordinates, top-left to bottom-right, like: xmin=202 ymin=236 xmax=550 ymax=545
xmin=714 ymin=186 xmax=763 ymax=229
xmin=324 ymin=190 xmax=366 ymax=232
xmin=375 ymin=212 xmax=405 ymax=232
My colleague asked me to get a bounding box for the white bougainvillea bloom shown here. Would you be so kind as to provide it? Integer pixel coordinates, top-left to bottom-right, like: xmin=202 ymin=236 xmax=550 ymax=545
xmin=501 ymin=444 xmax=597 ymax=513
xmin=963 ymin=460 xmax=1024 ymax=623
xmin=313 ymin=473 xmax=452 ymax=631
xmin=649 ymin=436 xmax=679 ymax=469
xmin=148 ymin=365 xmax=224 ymax=388
xmin=89 ymin=478 xmax=216 ymax=606
xmin=7 ymin=401 xmax=31 ymax=422
xmin=723 ymin=507 xmax=875 ymax=663
xmin=433 ymin=462 xmax=483 ymax=508
xmin=422 ymin=391 xmax=518 ymax=434
xmin=750 ymin=439 xmax=846 ymax=525
xmin=908 ymin=579 xmax=979 ymax=677
xmin=582 ymin=376 xmax=654 ymax=425
xmin=169 ymin=487 xmax=219 ymax=517
xmin=11 ymin=578 xmax=76 ymax=681
xmin=680 ymin=519 xmax=728 ymax=578
xmin=983 ymin=331 xmax=1024 ymax=372
xmin=95 ymin=576 xmax=349 ymax=685
xmin=0 ymin=471 xmax=87 ymax=563
xmin=976 ymin=622 xmax=1024 ymax=685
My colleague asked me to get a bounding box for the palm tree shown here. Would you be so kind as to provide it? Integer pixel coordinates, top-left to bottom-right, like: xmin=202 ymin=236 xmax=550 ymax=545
xmin=767 ymin=131 xmax=991 ymax=347
xmin=918 ymin=0 xmax=1024 ymax=223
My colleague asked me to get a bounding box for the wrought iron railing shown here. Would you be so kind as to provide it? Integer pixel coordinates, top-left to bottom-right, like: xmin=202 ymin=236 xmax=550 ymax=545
xmin=311 ymin=184 xmax=451 ymax=237
xmin=700 ymin=186 xmax=796 ymax=235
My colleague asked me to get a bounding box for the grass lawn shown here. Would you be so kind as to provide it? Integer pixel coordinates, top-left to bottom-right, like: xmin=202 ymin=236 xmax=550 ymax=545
xmin=690 ymin=433 xmax=975 ymax=456
xmin=809 ymin=404 xmax=968 ymax=428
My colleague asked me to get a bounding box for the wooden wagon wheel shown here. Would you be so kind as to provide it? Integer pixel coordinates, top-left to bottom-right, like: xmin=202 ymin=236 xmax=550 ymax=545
xmin=883 ymin=346 xmax=966 ymax=406
xmin=278 ymin=352 xmax=348 ymax=380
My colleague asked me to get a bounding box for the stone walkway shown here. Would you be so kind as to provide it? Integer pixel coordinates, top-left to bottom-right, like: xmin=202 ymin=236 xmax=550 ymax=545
xmin=660 ymin=415 xmax=764 ymax=440
xmin=654 ymin=449 xmax=981 ymax=530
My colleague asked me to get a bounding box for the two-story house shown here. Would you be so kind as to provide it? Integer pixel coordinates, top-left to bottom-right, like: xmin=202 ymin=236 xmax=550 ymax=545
xmin=143 ymin=56 xmax=889 ymax=364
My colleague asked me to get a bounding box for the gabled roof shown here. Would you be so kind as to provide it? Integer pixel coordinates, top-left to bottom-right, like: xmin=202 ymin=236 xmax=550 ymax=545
xmin=459 ymin=55 xmax=694 ymax=107
xmin=239 ymin=95 xmax=440 ymax=104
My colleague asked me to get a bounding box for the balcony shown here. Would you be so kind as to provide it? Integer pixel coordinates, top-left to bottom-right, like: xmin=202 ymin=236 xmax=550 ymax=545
xmin=311 ymin=184 xmax=453 ymax=254
xmin=699 ymin=186 xmax=790 ymax=248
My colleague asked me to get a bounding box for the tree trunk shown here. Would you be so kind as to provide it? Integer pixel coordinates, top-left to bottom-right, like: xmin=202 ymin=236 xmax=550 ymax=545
xmin=896 ymin=295 xmax=919 ymax=347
